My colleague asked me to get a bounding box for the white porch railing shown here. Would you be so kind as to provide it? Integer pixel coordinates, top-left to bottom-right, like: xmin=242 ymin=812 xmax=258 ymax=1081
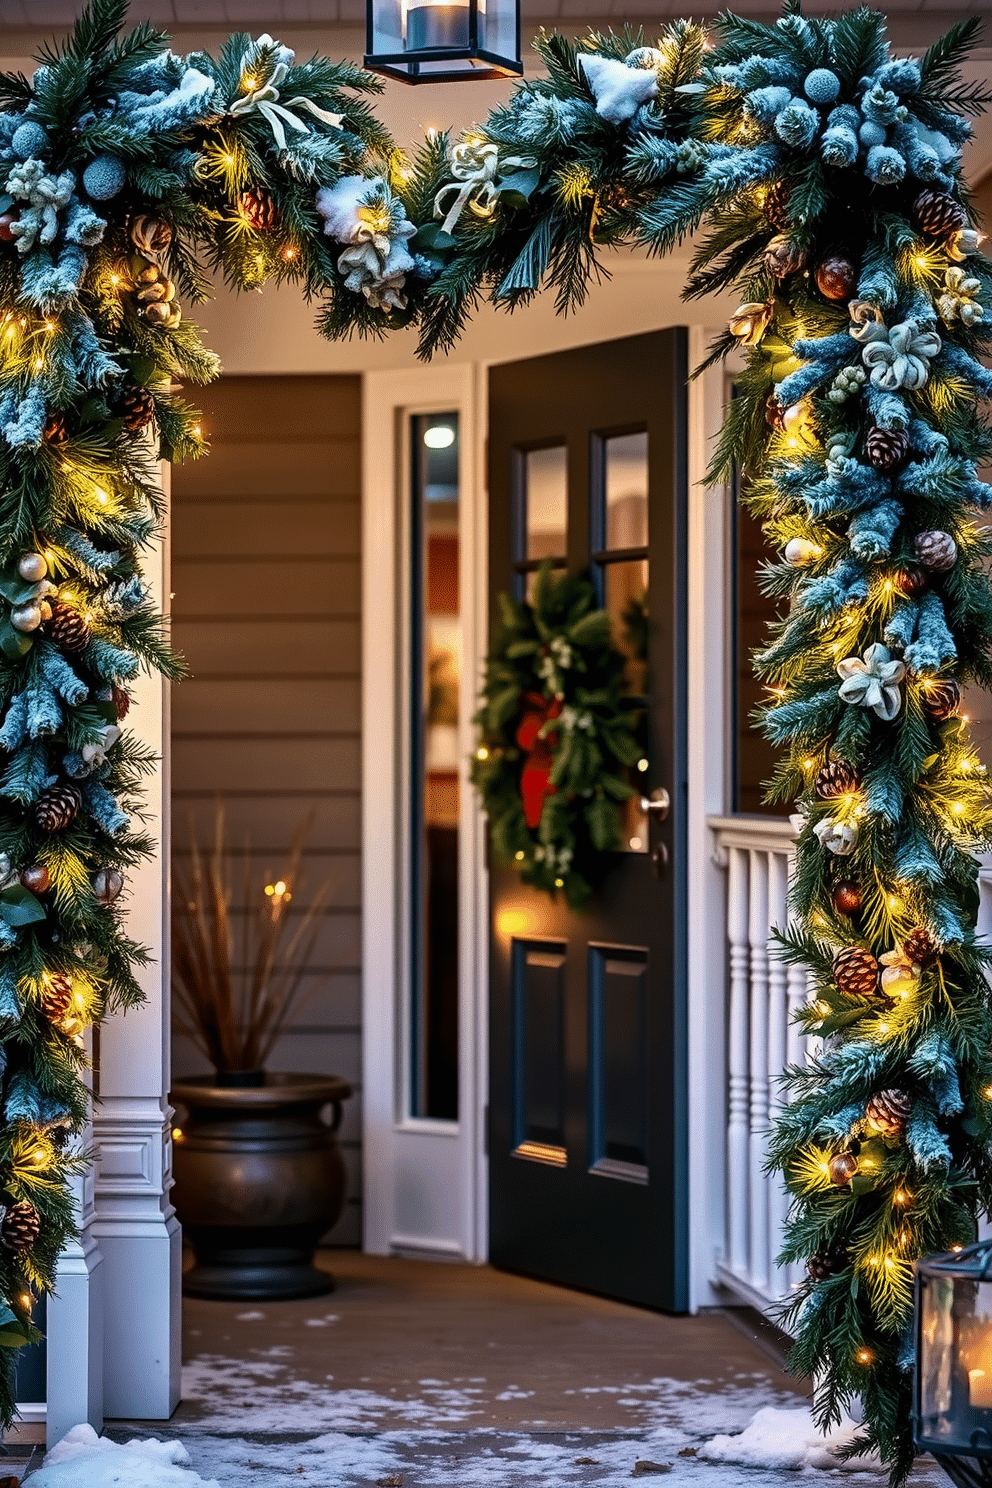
xmin=709 ymin=816 xmax=992 ymax=1321
xmin=709 ymin=814 xmax=807 ymax=1315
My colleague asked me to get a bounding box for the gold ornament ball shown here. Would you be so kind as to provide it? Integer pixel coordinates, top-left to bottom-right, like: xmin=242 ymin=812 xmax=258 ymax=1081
xmin=18 ymin=552 xmax=47 ymax=583
xmin=828 ymin=1151 xmax=858 ymax=1186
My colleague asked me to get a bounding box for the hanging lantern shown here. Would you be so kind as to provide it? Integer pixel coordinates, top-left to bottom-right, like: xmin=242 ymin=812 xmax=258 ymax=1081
xmin=914 ymin=1242 xmax=992 ymax=1481
xmin=364 ymin=0 xmax=522 ymax=83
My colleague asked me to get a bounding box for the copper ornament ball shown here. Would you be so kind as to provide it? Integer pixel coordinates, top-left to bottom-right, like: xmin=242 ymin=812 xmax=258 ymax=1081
xmin=19 ymin=865 xmax=50 ymax=895
xmin=894 ymin=564 xmax=927 ymax=598
xmin=827 ymin=1151 xmax=858 ymax=1186
xmin=815 ymin=256 xmax=856 ymax=301
xmin=832 ymin=880 xmax=861 ymax=916
xmin=0 ymin=209 xmax=19 ymax=244
xmin=93 ymin=867 xmax=124 ymax=905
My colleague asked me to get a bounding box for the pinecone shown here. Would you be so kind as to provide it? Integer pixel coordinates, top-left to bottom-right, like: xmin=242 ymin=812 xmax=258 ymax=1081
xmin=866 ymin=425 xmax=909 ymax=471
xmin=765 ymin=393 xmax=786 ymax=430
xmin=815 ymin=759 xmax=860 ymax=799
xmin=764 ymin=234 xmax=807 ymax=280
xmin=1 ymin=1200 xmax=40 ymax=1251
xmin=915 ymin=529 xmax=957 ymax=573
xmin=921 ymin=678 xmax=961 ymax=722
xmin=35 ymin=783 xmax=82 ymax=833
xmin=119 ymin=383 xmax=155 ymax=435
xmin=815 ymin=256 xmax=856 ymax=302
xmin=112 ymin=685 xmax=130 ymax=721
xmin=764 ymin=180 xmax=790 ymax=230
xmin=833 ymin=945 xmax=879 ymax=999
xmin=42 ymin=412 xmax=67 ymax=445
xmin=44 ymin=598 xmax=91 ymax=654
xmin=911 ymin=189 xmax=967 ymax=239
xmin=806 ymin=1248 xmax=848 ymax=1281
xmin=240 ymin=186 xmax=281 ymax=232
xmin=40 ymin=972 xmax=73 ymax=1022
xmin=865 ymin=1088 xmax=912 ymax=1139
xmin=903 ymin=925 xmax=940 ymax=967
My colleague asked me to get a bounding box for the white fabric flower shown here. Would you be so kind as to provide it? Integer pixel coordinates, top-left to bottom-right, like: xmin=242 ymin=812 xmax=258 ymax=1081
xmin=837 ymin=642 xmax=905 ymax=720
xmin=81 ymin=724 xmax=121 ymax=768
xmin=850 ymin=310 xmax=941 ymax=391
xmin=813 ymin=818 xmax=859 ymax=855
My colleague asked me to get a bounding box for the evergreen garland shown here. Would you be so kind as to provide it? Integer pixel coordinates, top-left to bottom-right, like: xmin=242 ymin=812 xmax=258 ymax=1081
xmin=0 ymin=0 xmax=987 ymax=1471
xmin=471 ymin=564 xmax=643 ymax=908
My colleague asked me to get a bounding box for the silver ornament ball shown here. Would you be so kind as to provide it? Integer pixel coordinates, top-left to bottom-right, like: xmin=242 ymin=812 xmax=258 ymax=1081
xmin=785 ymin=537 xmax=821 ymax=566
xmin=10 ymin=602 xmax=42 ymax=633
xmin=17 ymin=552 xmax=47 ymax=583
xmin=93 ymin=868 xmax=124 ymax=905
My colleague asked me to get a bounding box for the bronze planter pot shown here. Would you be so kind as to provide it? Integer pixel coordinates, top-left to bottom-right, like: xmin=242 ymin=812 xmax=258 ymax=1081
xmin=171 ymin=1073 xmax=353 ymax=1301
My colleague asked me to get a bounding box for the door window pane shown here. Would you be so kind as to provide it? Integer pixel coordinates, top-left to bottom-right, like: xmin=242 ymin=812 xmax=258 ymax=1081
xmin=604 ymin=432 xmax=648 ymax=550
xmin=411 ymin=412 xmax=460 ymax=1120
xmin=523 ymin=445 xmax=567 ymax=561
xmin=604 ymin=559 xmax=648 ymax=697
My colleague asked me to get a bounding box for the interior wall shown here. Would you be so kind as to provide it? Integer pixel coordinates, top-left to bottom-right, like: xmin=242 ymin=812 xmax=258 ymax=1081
xmin=170 ymin=374 xmax=363 ymax=1247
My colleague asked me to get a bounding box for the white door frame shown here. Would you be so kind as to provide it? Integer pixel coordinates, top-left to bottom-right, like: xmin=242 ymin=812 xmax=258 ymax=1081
xmin=362 ymin=362 xmax=489 ymax=1261
xmin=362 ymin=334 xmax=733 ymax=1307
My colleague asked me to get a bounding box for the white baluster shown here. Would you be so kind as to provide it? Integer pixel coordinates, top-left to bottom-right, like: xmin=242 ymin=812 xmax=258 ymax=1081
xmin=747 ymin=848 xmax=770 ymax=1293
xmin=726 ymin=845 xmax=750 ymax=1276
xmin=766 ymin=851 xmax=789 ymax=1301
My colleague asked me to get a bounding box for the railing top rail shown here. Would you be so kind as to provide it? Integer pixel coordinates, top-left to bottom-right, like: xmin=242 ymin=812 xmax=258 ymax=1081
xmin=709 ymin=814 xmax=798 ymax=857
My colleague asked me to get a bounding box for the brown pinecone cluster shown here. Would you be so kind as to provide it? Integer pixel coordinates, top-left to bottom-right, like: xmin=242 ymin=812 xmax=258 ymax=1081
xmin=865 ymin=1088 xmax=912 ymax=1139
xmin=911 ymin=188 xmax=967 ymax=239
xmin=1 ymin=1200 xmax=40 ymax=1251
xmin=44 ymin=598 xmax=91 ymax=654
xmin=866 ymin=426 xmax=908 ymax=471
xmin=815 ymin=759 xmax=859 ymax=799
xmin=40 ymin=972 xmax=73 ymax=1022
xmin=119 ymin=382 xmax=156 ymax=435
xmin=806 ymin=1247 xmax=849 ymax=1281
xmin=833 ymin=945 xmax=879 ymax=999
xmin=763 ymin=180 xmax=790 ymax=230
xmin=903 ymin=926 xmax=940 ymax=966
xmin=921 ymin=678 xmax=961 ymax=722
xmin=240 ymin=186 xmax=281 ymax=232
xmin=35 ymin=783 xmax=82 ymax=833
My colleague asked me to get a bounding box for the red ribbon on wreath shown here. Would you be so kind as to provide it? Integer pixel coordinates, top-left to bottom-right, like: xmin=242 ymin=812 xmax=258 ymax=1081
xmin=515 ymin=691 xmax=562 ymax=829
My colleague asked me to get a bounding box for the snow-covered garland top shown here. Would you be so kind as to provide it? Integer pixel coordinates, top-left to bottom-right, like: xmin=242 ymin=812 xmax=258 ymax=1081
xmin=0 ymin=0 xmax=987 ymax=1471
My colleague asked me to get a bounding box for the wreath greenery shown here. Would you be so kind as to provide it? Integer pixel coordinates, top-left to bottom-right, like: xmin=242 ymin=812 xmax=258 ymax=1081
xmin=471 ymin=564 xmax=643 ymax=908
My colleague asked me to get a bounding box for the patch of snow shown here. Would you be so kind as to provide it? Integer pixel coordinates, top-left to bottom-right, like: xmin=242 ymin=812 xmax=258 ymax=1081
xmin=25 ymin=1424 xmax=220 ymax=1488
xmin=700 ymin=1405 xmax=882 ymax=1472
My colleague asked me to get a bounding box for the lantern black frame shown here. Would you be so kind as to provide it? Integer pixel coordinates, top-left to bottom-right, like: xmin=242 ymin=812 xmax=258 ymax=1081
xmin=363 ymin=0 xmax=522 ymax=84
xmin=914 ymin=1243 xmax=992 ymax=1488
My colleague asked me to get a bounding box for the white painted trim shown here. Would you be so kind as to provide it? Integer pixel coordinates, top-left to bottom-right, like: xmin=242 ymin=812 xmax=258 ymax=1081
xmin=362 ymin=364 xmax=487 ymax=1263
xmin=685 ymin=329 xmax=735 ymax=1314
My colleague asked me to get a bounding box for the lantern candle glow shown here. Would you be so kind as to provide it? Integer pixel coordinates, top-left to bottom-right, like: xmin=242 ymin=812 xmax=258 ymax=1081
xmin=915 ymin=1243 xmax=992 ymax=1486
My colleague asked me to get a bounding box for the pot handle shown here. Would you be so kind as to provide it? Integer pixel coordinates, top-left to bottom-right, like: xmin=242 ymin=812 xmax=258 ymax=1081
xmin=321 ymin=1099 xmax=344 ymax=1133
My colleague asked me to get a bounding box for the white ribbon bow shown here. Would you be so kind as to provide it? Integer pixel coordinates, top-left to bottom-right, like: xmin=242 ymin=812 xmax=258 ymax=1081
xmin=230 ymin=59 xmax=344 ymax=149
xmin=433 ymin=141 xmax=537 ymax=236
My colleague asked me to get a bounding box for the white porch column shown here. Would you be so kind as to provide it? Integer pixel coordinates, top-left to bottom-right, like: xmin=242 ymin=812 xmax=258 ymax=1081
xmin=45 ymin=1045 xmax=103 ymax=1447
xmin=92 ymin=463 xmax=180 ymax=1421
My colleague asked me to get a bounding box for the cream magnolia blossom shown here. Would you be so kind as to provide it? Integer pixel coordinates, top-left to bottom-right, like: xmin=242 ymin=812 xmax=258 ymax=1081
xmin=434 ymin=140 xmax=537 ymax=236
xmin=813 ymin=817 xmax=859 ymax=855
xmin=837 ymin=642 xmax=906 ymax=720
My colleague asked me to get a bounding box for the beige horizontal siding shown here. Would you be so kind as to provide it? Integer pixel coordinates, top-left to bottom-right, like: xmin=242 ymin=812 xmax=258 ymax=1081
xmin=170 ymin=374 xmax=363 ymax=1244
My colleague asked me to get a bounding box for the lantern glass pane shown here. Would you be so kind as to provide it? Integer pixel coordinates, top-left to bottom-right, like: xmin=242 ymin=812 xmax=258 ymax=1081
xmin=372 ymin=0 xmax=404 ymax=59
xmin=486 ymin=0 xmax=516 ymax=71
xmin=919 ymin=1271 xmax=992 ymax=1452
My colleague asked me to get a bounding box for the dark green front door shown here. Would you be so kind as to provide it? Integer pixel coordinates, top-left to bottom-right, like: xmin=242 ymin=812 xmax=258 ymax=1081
xmin=487 ymin=329 xmax=689 ymax=1312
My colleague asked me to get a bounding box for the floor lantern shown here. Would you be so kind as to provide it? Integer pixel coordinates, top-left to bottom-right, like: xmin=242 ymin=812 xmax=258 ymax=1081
xmin=915 ymin=1243 xmax=992 ymax=1487
xmin=364 ymin=0 xmax=522 ymax=82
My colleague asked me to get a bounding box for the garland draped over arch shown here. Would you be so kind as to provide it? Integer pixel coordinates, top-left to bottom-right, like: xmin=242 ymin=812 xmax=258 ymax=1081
xmin=0 ymin=0 xmax=988 ymax=1472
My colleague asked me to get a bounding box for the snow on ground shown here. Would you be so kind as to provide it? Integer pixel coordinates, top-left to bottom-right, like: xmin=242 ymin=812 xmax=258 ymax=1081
xmin=23 ymin=1390 xmax=942 ymax=1488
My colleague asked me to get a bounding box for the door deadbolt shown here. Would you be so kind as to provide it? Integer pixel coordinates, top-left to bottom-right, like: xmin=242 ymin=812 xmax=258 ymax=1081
xmin=640 ymin=786 xmax=671 ymax=821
